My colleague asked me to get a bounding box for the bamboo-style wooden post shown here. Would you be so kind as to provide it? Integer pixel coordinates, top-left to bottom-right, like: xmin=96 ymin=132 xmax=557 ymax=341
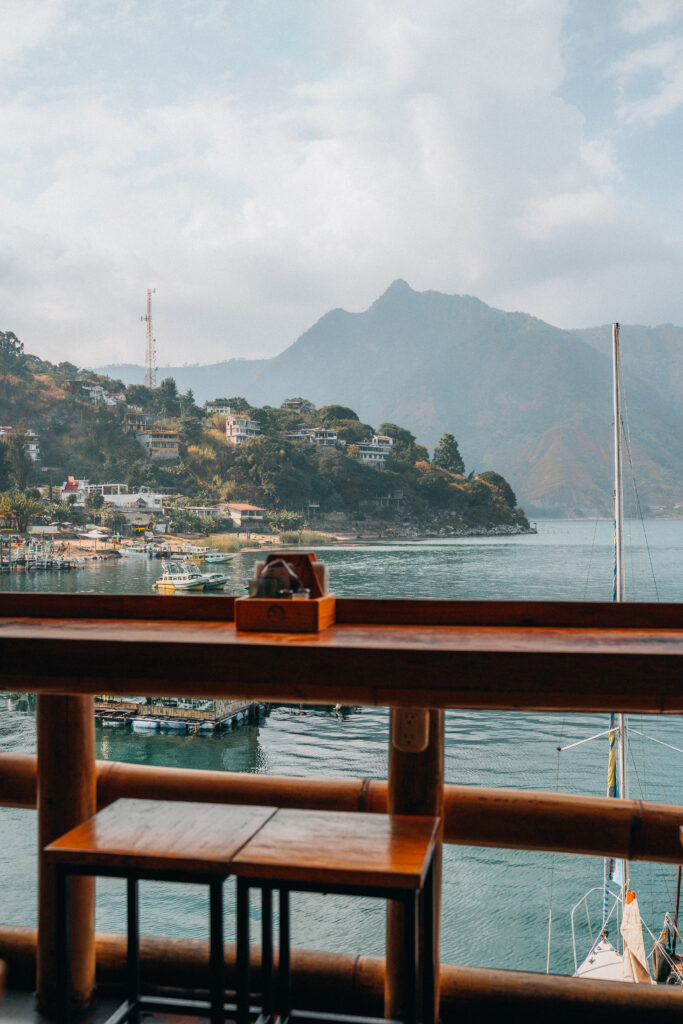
xmin=36 ymin=695 xmax=96 ymax=1014
xmin=385 ymin=709 xmax=444 ymax=1021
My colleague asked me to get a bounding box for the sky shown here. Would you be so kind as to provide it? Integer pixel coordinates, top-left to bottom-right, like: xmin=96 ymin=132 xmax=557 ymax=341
xmin=2 ymin=0 xmax=683 ymax=368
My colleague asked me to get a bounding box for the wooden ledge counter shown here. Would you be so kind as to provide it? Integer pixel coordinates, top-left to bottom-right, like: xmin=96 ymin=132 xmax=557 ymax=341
xmin=0 ymin=598 xmax=681 ymax=713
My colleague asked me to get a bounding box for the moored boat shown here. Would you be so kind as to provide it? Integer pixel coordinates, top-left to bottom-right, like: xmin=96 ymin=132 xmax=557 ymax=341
xmin=131 ymin=718 xmax=160 ymax=732
xmin=153 ymin=560 xmax=205 ymax=592
xmin=201 ymin=571 xmax=230 ymax=590
xmin=203 ymin=551 xmax=235 ymax=564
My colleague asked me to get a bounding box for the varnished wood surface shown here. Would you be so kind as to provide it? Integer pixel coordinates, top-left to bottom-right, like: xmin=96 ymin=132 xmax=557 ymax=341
xmin=44 ymin=798 xmax=277 ymax=875
xmin=1 ymin=611 xmax=682 ymax=711
xmin=1 ymin=593 xmax=681 ymax=628
xmin=231 ymin=808 xmax=439 ymax=889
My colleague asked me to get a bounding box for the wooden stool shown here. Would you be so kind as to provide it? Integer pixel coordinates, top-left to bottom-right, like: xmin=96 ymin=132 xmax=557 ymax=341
xmin=232 ymin=808 xmax=439 ymax=1024
xmin=44 ymin=797 xmax=277 ymax=1024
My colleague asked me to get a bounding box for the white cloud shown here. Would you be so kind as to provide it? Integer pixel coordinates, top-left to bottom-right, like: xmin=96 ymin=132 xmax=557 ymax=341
xmin=610 ymin=35 xmax=683 ymax=123
xmin=619 ymin=0 xmax=682 ymax=34
xmin=0 ymin=1 xmax=681 ymax=367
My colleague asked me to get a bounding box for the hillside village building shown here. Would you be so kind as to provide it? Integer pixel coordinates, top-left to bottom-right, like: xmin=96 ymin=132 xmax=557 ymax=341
xmin=80 ymin=384 xmax=125 ymax=406
xmin=0 ymin=426 xmax=41 ymax=461
xmin=60 ymin=478 xmax=165 ymax=516
xmin=226 ymin=412 xmax=260 ymax=445
xmin=205 ymin=402 xmax=232 ymax=417
xmin=124 ymin=407 xmax=156 ymax=433
xmin=354 ymin=435 xmax=394 ymax=466
xmin=136 ymin=429 xmax=180 ymax=460
xmin=285 ymin=426 xmax=338 ymax=447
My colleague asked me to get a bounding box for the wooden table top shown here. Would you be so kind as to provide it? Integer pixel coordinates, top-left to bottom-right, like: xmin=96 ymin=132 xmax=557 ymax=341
xmin=231 ymin=808 xmax=440 ymax=890
xmin=43 ymin=798 xmax=277 ymax=875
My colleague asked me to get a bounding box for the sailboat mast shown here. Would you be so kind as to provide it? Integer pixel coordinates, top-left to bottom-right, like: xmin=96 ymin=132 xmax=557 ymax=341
xmin=612 ymin=322 xmax=625 ymax=604
xmin=612 ymin=322 xmax=629 ymax=893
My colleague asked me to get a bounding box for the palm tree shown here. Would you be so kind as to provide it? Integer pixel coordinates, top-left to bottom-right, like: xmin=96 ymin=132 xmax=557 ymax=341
xmin=0 ymin=491 xmax=44 ymax=533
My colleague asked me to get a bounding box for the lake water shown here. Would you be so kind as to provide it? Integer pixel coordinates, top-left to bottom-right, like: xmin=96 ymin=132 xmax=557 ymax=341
xmin=1 ymin=518 xmax=681 ymax=976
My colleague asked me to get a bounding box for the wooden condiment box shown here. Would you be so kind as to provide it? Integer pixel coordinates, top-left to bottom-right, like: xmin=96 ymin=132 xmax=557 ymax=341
xmin=234 ymin=594 xmax=336 ymax=633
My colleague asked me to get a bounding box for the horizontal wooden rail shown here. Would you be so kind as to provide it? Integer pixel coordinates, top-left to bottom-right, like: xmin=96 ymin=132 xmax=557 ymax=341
xmin=3 ymin=754 xmax=683 ymax=864
xmin=1 ymin=611 xmax=682 ymax=712
xmin=3 ymin=926 xmax=683 ymax=1023
xmin=1 ymin=593 xmax=682 ymax=628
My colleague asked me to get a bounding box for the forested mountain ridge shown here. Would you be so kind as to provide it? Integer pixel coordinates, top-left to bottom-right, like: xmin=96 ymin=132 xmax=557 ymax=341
xmin=99 ymin=281 xmax=683 ymax=515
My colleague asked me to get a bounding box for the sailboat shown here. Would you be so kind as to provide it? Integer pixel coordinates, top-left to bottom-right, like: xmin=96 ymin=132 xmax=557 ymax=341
xmin=571 ymin=323 xmax=653 ymax=985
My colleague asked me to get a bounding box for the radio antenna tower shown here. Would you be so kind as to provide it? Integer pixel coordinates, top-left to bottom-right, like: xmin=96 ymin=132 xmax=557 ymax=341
xmin=141 ymin=287 xmax=157 ymax=388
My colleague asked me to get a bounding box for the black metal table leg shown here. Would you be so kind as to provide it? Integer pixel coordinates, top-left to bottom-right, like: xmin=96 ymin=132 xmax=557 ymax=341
xmin=421 ymin=857 xmax=436 ymax=1024
xmin=236 ymin=878 xmax=251 ymax=1024
xmin=260 ymin=886 xmax=273 ymax=1024
xmin=278 ymin=887 xmax=291 ymax=1024
xmin=126 ymin=876 xmax=140 ymax=1024
xmin=403 ymin=891 xmax=418 ymax=1024
xmin=209 ymin=878 xmax=225 ymax=1024
xmin=55 ymin=866 xmax=71 ymax=1024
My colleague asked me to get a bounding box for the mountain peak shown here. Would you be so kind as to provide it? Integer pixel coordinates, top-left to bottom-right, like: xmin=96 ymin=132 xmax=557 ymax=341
xmin=373 ymin=279 xmax=415 ymax=305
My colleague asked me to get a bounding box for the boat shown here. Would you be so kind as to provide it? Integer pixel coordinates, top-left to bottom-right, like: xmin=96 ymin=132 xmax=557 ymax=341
xmin=201 ymin=571 xmax=230 ymax=590
xmin=570 ymin=324 xmax=653 ymax=985
xmin=158 ymin=719 xmax=188 ymax=733
xmin=131 ymin=718 xmax=160 ymax=732
xmin=118 ymin=543 xmax=147 ymax=556
xmin=152 ymin=560 xmax=206 ymax=592
xmin=203 ymin=552 xmax=235 ymax=564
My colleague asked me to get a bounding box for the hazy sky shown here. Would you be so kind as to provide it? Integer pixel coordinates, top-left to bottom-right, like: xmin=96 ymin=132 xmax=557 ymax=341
xmin=2 ymin=0 xmax=683 ymax=368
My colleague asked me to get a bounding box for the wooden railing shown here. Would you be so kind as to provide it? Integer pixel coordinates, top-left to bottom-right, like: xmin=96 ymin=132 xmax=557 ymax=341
xmin=1 ymin=593 xmax=683 ymax=1022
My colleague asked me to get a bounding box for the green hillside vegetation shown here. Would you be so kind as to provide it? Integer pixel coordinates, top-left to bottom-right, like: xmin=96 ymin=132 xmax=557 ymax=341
xmin=0 ymin=333 xmax=529 ymax=533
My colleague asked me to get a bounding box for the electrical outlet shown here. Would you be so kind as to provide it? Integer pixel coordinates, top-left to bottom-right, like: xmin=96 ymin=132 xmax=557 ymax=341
xmin=391 ymin=708 xmax=429 ymax=752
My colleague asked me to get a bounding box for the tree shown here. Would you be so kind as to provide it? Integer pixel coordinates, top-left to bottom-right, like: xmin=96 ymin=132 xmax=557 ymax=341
xmin=268 ymin=509 xmax=304 ymax=532
xmin=318 ymin=405 xmax=358 ymax=424
xmin=0 ymin=491 xmax=43 ymax=533
xmin=0 ymin=442 xmax=9 ymax=491
xmin=42 ymin=500 xmax=73 ymax=524
xmin=432 ymin=434 xmax=465 ymax=475
xmin=126 ymin=460 xmax=148 ymax=492
xmin=0 ymin=331 xmax=26 ymax=380
xmin=125 ymin=384 xmax=155 ymax=409
xmin=158 ymin=377 xmax=180 ymax=417
xmin=102 ymin=506 xmax=128 ymax=532
xmin=5 ymin=423 xmax=32 ymax=490
xmin=85 ymin=490 xmax=105 ymax=523
xmin=224 ymin=396 xmax=251 ymax=413
xmin=478 ymin=471 xmax=517 ymax=509
xmin=179 ymin=413 xmax=204 ymax=446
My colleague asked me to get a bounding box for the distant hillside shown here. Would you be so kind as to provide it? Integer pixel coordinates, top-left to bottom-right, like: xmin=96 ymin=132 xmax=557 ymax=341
xmin=99 ymin=282 xmax=683 ymax=515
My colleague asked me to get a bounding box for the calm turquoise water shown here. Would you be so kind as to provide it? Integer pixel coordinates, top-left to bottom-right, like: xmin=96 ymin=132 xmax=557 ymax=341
xmin=1 ymin=519 xmax=681 ymax=975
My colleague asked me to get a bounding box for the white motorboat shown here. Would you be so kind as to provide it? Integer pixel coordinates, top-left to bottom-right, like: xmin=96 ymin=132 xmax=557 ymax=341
xmin=201 ymin=571 xmax=230 ymax=590
xmin=152 ymin=560 xmax=205 ymax=592
xmin=203 ymin=552 xmax=235 ymax=564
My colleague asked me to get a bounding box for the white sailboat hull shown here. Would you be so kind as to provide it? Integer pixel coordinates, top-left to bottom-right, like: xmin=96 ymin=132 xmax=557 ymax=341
xmin=576 ymin=940 xmax=624 ymax=982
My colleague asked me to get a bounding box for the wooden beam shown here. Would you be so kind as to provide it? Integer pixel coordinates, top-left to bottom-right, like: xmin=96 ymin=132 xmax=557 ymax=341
xmin=386 ymin=710 xmax=443 ymax=1020
xmin=36 ymin=697 xmax=96 ymax=1014
xmin=3 ymin=926 xmax=683 ymax=1023
xmin=4 ymin=755 xmax=683 ymax=864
